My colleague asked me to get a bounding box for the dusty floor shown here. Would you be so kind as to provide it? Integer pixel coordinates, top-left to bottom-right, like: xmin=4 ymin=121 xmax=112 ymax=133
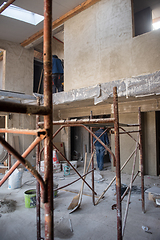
xmin=0 ymin=163 xmax=160 ymax=240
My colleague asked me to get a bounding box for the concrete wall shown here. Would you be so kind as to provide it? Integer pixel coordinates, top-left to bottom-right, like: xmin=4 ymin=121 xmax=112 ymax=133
xmin=0 ymin=39 xmax=36 ymax=165
xmin=111 ymin=111 xmax=157 ymax=175
xmin=0 ymin=59 xmax=3 ymax=89
xmin=142 ymin=112 xmax=157 ymax=175
xmin=111 ymin=112 xmax=140 ymax=174
xmin=52 ymin=38 xmax=64 ymax=60
xmin=0 ymin=39 xmax=34 ymax=94
xmin=7 ymin=113 xmax=36 ymax=166
xmin=64 ymin=0 xmax=160 ymax=92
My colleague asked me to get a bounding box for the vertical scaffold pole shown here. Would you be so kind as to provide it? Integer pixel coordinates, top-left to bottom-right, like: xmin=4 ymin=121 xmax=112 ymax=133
xmin=90 ymin=111 xmax=95 ymax=205
xmin=36 ymin=97 xmax=41 ymax=240
xmin=43 ymin=0 xmax=53 ymax=239
xmin=113 ymin=87 xmax=122 ymax=240
xmin=138 ymin=107 xmax=145 ymax=213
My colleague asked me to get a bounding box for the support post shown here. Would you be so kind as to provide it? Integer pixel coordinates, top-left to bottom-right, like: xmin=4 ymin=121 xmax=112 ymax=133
xmin=113 ymin=87 xmax=122 ymax=240
xmin=36 ymin=97 xmax=41 ymax=240
xmin=90 ymin=111 xmax=95 ymax=205
xmin=138 ymin=107 xmax=145 ymax=213
xmin=43 ymin=0 xmax=53 ymax=239
xmin=8 ymin=153 xmax=11 ymax=169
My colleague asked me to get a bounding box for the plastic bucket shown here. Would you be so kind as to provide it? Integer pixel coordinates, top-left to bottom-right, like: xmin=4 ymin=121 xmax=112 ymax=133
xmin=8 ymin=168 xmax=23 ymax=189
xmin=24 ymin=189 xmax=36 ymax=208
xmin=69 ymin=161 xmax=77 ymax=169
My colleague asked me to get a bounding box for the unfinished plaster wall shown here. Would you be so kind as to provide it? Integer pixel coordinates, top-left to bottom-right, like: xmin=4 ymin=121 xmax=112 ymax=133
xmin=142 ymin=112 xmax=157 ymax=175
xmin=52 ymin=38 xmax=64 ymax=60
xmin=0 ymin=39 xmax=36 ymax=165
xmin=0 ymin=60 xmax=3 ymax=89
xmin=111 ymin=112 xmax=157 ymax=175
xmin=7 ymin=113 xmax=36 ymax=166
xmin=0 ymin=39 xmax=34 ymax=94
xmin=64 ymin=0 xmax=160 ymax=92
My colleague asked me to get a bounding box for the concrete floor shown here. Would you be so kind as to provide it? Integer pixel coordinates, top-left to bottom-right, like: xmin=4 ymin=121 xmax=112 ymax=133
xmin=0 ymin=163 xmax=160 ymax=240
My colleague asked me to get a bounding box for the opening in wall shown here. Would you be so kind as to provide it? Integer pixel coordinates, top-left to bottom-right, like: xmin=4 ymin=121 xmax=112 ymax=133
xmin=132 ymin=0 xmax=160 ymax=37
xmin=33 ymin=59 xmax=43 ymax=94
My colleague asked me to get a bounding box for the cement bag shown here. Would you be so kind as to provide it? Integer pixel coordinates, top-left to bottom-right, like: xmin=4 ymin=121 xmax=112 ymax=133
xmin=8 ymin=168 xmax=23 ymax=189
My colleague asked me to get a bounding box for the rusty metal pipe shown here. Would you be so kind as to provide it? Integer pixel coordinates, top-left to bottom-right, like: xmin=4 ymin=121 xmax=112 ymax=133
xmin=0 ymin=0 xmax=15 ymax=13
xmin=38 ymin=117 xmax=115 ymax=127
xmin=53 ymin=143 xmax=97 ymax=195
xmin=119 ymin=130 xmax=140 ymax=134
xmin=51 ymin=124 xmax=116 ymax=173
xmin=122 ymin=136 xmax=139 ymax=237
xmin=90 ymin=111 xmax=95 ymax=205
xmin=43 ymin=0 xmax=53 ymax=239
xmin=120 ymin=171 xmax=139 ymax=201
xmin=36 ymin=98 xmax=41 ymax=240
xmin=95 ymin=147 xmax=138 ymax=205
xmin=55 ymin=168 xmax=95 ymax=191
xmin=0 ymin=128 xmax=46 ymax=136
xmin=0 ymin=100 xmax=50 ymax=115
xmin=0 ymin=136 xmax=43 ymax=186
xmin=138 ymin=107 xmax=145 ymax=213
xmin=8 ymin=153 xmax=11 ymax=169
xmin=119 ymin=127 xmax=140 ymax=147
xmin=113 ymin=87 xmax=122 ymax=240
xmin=0 ymin=136 xmax=46 ymax=202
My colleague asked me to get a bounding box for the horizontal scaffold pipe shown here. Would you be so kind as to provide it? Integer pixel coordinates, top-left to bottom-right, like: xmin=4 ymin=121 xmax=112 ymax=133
xmin=0 ymin=128 xmax=46 ymax=136
xmin=0 ymin=100 xmax=50 ymax=115
xmin=38 ymin=118 xmax=115 ymax=127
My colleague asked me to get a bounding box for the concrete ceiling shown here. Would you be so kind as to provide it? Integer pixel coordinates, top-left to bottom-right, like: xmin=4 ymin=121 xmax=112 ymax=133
xmin=1 ymin=0 xmax=160 ymax=47
xmin=0 ymin=0 xmax=85 ymax=44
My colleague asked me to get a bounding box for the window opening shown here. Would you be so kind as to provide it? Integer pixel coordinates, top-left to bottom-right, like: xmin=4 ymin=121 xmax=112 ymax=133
xmin=0 ymin=2 xmax=44 ymax=25
xmin=133 ymin=0 xmax=160 ymax=37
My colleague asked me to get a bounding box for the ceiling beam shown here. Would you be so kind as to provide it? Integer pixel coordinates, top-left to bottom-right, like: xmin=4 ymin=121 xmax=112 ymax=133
xmin=21 ymin=0 xmax=101 ymax=48
xmin=0 ymin=0 xmax=16 ymax=14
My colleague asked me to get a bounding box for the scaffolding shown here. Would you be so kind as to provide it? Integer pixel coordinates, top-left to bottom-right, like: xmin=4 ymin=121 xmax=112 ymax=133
xmin=0 ymin=0 xmax=145 ymax=239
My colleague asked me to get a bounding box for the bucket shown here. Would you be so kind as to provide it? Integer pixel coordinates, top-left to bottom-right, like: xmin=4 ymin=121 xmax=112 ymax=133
xmin=69 ymin=161 xmax=77 ymax=169
xmin=61 ymin=162 xmax=68 ymax=171
xmin=64 ymin=165 xmax=70 ymax=176
xmin=24 ymin=189 xmax=36 ymax=208
xmin=8 ymin=168 xmax=23 ymax=189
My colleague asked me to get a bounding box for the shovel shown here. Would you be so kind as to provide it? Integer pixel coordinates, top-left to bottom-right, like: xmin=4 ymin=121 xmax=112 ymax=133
xmin=68 ymin=151 xmax=87 ymax=212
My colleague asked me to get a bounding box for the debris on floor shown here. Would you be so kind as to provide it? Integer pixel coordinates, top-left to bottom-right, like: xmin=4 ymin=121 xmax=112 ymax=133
xmin=0 ymin=199 xmax=16 ymax=213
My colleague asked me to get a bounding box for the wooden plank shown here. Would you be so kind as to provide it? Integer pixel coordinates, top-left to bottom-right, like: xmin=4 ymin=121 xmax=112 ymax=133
xmin=21 ymin=0 xmax=101 ymax=47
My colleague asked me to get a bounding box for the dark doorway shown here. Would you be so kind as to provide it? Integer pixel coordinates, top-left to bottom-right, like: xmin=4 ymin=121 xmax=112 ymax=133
xmin=71 ymin=115 xmax=111 ymax=167
xmin=33 ymin=60 xmax=43 ymax=94
xmin=71 ymin=126 xmax=83 ymax=161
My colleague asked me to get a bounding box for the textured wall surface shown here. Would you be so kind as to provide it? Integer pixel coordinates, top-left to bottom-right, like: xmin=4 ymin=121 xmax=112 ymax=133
xmin=0 ymin=60 xmax=3 ymax=89
xmin=64 ymin=0 xmax=160 ymax=92
xmin=52 ymin=38 xmax=64 ymax=60
xmin=0 ymin=39 xmax=34 ymax=94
